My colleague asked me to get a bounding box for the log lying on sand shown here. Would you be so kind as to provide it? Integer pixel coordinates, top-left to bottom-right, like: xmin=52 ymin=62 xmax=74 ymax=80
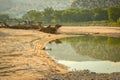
xmin=0 ymin=20 xmax=62 ymax=34
xmin=39 ymin=24 xmax=62 ymax=34
xmin=0 ymin=21 xmax=42 ymax=29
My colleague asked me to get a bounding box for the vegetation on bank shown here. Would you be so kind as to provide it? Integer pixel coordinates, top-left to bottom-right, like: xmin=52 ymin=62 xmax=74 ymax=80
xmin=0 ymin=6 xmax=120 ymax=27
xmin=60 ymin=21 xmax=120 ymax=26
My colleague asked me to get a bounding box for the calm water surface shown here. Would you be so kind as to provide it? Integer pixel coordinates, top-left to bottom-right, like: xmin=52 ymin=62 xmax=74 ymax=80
xmin=46 ymin=35 xmax=120 ymax=73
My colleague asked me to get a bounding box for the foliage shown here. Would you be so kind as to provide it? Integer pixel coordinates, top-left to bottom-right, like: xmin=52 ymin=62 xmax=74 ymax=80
xmin=61 ymin=8 xmax=94 ymax=22
xmin=21 ymin=6 xmax=120 ymax=26
xmin=22 ymin=10 xmax=43 ymax=22
xmin=0 ymin=14 xmax=9 ymax=22
xmin=117 ymin=18 xmax=120 ymax=24
xmin=46 ymin=21 xmax=119 ymax=27
xmin=53 ymin=10 xmax=63 ymax=23
xmin=93 ymin=8 xmax=108 ymax=21
xmin=43 ymin=7 xmax=54 ymax=23
xmin=108 ymin=7 xmax=120 ymax=21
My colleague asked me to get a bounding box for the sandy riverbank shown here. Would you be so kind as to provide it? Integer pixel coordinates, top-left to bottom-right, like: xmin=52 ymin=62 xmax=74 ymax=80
xmin=59 ymin=26 xmax=120 ymax=37
xmin=0 ymin=26 xmax=120 ymax=80
xmin=0 ymin=28 xmax=68 ymax=80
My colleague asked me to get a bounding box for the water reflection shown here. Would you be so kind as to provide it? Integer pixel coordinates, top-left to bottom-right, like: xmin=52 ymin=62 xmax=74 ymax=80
xmin=46 ymin=35 xmax=120 ymax=73
xmin=61 ymin=35 xmax=120 ymax=62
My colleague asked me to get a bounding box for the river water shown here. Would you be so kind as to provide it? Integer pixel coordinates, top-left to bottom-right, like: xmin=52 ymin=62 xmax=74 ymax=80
xmin=46 ymin=35 xmax=120 ymax=73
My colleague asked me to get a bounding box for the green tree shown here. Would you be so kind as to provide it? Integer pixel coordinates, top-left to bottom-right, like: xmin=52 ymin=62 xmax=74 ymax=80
xmin=108 ymin=7 xmax=120 ymax=21
xmin=62 ymin=8 xmax=94 ymax=22
xmin=0 ymin=14 xmax=9 ymax=22
xmin=93 ymin=8 xmax=108 ymax=21
xmin=117 ymin=18 xmax=120 ymax=24
xmin=22 ymin=10 xmax=43 ymax=22
xmin=53 ymin=10 xmax=63 ymax=23
xmin=80 ymin=9 xmax=94 ymax=22
xmin=62 ymin=8 xmax=78 ymax=22
xmin=43 ymin=7 xmax=54 ymax=23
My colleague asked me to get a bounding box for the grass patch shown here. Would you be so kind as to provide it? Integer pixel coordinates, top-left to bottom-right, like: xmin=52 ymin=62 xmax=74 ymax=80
xmin=44 ymin=21 xmax=120 ymax=27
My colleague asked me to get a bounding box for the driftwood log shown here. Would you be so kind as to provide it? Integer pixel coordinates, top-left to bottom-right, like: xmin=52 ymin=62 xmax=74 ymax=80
xmin=0 ymin=19 xmax=42 ymax=29
xmin=39 ymin=24 xmax=62 ymax=34
xmin=0 ymin=19 xmax=62 ymax=34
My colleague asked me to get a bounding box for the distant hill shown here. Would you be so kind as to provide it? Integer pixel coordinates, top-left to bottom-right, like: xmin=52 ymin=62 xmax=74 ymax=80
xmin=0 ymin=0 xmax=74 ymax=17
xmin=71 ymin=0 xmax=120 ymax=8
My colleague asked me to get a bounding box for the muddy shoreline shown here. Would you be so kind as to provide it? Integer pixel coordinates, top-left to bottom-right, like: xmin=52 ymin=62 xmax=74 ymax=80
xmin=0 ymin=27 xmax=120 ymax=80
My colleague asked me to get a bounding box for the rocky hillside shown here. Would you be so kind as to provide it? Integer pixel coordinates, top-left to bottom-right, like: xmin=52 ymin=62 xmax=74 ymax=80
xmin=71 ymin=0 xmax=120 ymax=8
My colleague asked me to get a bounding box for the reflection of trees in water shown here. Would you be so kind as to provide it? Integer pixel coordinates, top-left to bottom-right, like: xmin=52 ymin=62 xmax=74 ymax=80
xmin=62 ymin=35 xmax=120 ymax=62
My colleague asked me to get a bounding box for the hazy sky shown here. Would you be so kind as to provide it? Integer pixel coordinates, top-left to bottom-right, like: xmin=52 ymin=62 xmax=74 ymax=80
xmin=0 ymin=0 xmax=73 ymax=17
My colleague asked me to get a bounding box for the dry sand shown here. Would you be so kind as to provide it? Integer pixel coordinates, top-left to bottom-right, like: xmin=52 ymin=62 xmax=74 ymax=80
xmin=0 ymin=26 xmax=120 ymax=80
xmin=59 ymin=26 xmax=120 ymax=37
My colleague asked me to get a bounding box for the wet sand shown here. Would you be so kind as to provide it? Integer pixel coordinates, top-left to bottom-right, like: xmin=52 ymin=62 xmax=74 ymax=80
xmin=0 ymin=26 xmax=120 ymax=80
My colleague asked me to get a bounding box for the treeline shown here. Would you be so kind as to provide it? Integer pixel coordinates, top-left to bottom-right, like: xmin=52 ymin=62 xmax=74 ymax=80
xmin=0 ymin=6 xmax=120 ymax=26
xmin=22 ymin=6 xmax=120 ymax=24
xmin=0 ymin=14 xmax=9 ymax=22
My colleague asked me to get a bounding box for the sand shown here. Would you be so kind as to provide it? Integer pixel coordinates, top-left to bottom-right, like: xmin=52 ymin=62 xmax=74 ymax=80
xmin=59 ymin=26 xmax=120 ymax=37
xmin=0 ymin=26 xmax=120 ymax=80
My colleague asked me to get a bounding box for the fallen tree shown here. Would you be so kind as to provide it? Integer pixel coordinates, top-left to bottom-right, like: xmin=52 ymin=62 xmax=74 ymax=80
xmin=0 ymin=19 xmax=42 ymax=29
xmin=39 ymin=24 xmax=62 ymax=34
xmin=0 ymin=19 xmax=62 ymax=34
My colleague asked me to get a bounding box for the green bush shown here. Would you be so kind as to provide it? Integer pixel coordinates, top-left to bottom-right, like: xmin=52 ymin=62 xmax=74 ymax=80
xmin=117 ymin=18 xmax=120 ymax=24
xmin=108 ymin=7 xmax=120 ymax=21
